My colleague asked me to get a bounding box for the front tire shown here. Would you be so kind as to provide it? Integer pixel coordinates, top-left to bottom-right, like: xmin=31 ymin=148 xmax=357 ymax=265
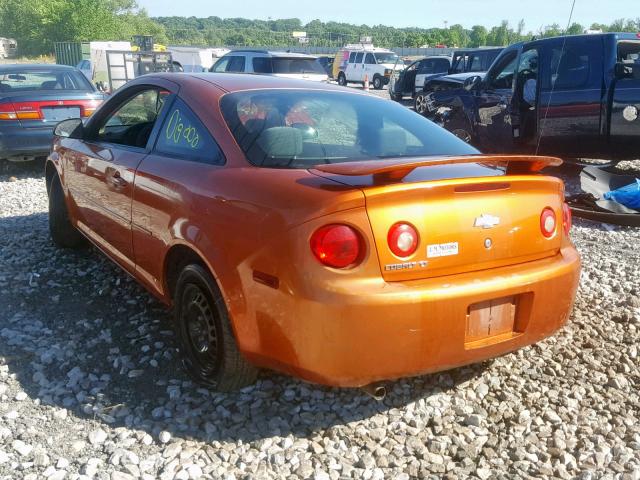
xmin=174 ymin=264 xmax=258 ymax=391
xmin=414 ymin=92 xmax=428 ymax=115
xmin=337 ymin=72 xmax=347 ymax=86
xmin=373 ymin=75 xmax=383 ymax=90
xmin=48 ymin=174 xmax=86 ymax=248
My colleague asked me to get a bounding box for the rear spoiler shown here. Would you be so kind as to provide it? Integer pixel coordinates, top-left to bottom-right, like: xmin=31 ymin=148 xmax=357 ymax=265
xmin=312 ymin=155 xmax=562 ymax=179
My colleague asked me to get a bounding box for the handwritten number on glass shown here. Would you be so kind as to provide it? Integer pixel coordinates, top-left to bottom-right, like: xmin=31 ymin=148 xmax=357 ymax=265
xmin=165 ymin=109 xmax=200 ymax=149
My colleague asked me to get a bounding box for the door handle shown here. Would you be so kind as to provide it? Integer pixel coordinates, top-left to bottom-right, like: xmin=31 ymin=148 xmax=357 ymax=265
xmin=108 ymin=171 xmax=128 ymax=188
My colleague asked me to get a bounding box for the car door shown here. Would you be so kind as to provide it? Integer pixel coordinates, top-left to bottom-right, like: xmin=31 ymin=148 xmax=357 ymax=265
xmin=131 ymin=96 xmax=226 ymax=294
xmin=537 ymin=36 xmax=604 ymax=155
xmin=364 ymin=52 xmax=377 ymax=83
xmin=414 ymin=60 xmax=431 ymax=93
xmin=65 ymin=84 xmax=173 ymax=272
xmin=345 ymin=52 xmax=357 ymax=81
xmin=474 ymin=49 xmax=519 ymax=152
xmin=610 ymin=39 xmax=640 ymax=150
xmin=352 ymin=52 xmax=365 ymax=82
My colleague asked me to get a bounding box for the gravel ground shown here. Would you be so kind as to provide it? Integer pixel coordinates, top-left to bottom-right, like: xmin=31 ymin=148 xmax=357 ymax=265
xmin=1 ymin=154 xmax=640 ymax=478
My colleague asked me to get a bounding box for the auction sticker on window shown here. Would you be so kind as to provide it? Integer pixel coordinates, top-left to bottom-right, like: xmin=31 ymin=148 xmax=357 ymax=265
xmin=427 ymin=242 xmax=459 ymax=258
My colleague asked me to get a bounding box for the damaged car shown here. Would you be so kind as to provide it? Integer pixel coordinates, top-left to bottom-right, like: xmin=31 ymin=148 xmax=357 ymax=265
xmin=425 ymin=33 xmax=640 ymax=162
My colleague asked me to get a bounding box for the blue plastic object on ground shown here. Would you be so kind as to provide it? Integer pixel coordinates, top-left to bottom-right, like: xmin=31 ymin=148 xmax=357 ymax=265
xmin=603 ymin=179 xmax=640 ymax=210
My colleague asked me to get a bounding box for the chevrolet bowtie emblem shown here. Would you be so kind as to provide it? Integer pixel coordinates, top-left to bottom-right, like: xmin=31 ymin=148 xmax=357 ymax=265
xmin=474 ymin=214 xmax=500 ymax=229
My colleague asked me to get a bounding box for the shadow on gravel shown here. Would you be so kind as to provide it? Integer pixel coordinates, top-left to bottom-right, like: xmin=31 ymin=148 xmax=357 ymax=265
xmin=1 ymin=209 xmax=491 ymax=447
xmin=0 ymin=159 xmax=45 ymax=178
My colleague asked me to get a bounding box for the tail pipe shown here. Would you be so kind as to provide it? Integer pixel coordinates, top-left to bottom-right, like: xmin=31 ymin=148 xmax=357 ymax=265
xmin=360 ymin=382 xmax=387 ymax=401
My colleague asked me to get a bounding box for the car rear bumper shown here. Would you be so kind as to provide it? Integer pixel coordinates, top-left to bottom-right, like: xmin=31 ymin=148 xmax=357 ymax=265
xmin=0 ymin=125 xmax=54 ymax=160
xmin=243 ymin=246 xmax=581 ymax=387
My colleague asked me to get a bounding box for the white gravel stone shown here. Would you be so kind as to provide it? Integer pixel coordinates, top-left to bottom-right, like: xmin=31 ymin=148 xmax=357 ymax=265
xmin=88 ymin=429 xmax=108 ymax=445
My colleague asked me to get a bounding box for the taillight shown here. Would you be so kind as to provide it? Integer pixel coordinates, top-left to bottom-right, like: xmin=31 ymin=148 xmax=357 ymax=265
xmin=387 ymin=222 xmax=419 ymax=257
xmin=310 ymin=224 xmax=362 ymax=268
xmin=540 ymin=208 xmax=557 ymax=238
xmin=0 ymin=100 xmax=101 ymax=120
xmin=0 ymin=104 xmax=17 ymax=120
xmin=562 ymin=203 xmax=572 ymax=235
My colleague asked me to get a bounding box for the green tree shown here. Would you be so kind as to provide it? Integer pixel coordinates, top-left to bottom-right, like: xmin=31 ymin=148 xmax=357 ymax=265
xmin=0 ymin=0 xmax=166 ymax=55
xmin=469 ymin=25 xmax=488 ymax=47
xmin=566 ymin=22 xmax=585 ymax=35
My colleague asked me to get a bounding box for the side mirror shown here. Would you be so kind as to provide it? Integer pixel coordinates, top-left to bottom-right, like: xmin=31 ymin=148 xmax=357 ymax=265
xmin=463 ymin=75 xmax=483 ymax=91
xmin=54 ymin=118 xmax=84 ymax=139
xmin=615 ymin=62 xmax=634 ymax=79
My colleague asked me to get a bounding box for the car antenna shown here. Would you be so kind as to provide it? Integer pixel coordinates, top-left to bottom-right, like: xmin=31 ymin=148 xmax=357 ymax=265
xmin=535 ymin=0 xmax=577 ymax=156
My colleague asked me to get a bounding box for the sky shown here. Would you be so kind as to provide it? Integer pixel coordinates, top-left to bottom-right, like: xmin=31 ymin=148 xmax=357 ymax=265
xmin=136 ymin=0 xmax=636 ymax=31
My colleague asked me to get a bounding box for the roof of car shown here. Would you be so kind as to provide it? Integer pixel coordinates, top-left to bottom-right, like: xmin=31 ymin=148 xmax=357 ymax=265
xmin=156 ymin=72 xmax=365 ymax=94
xmin=228 ymin=50 xmax=318 ymax=59
xmin=0 ymin=63 xmax=79 ymax=72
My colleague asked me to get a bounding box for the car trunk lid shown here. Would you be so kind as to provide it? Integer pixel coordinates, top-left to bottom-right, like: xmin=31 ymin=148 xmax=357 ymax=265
xmin=311 ymin=155 xmax=565 ymax=281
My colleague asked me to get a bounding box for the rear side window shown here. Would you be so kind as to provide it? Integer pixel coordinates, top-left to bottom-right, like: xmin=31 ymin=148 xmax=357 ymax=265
xmin=253 ymin=57 xmax=272 ymax=73
xmin=348 ymin=52 xmax=357 ymax=63
xmin=545 ymin=38 xmax=602 ymax=90
xmin=226 ymin=56 xmax=245 ymax=72
xmin=155 ymin=97 xmax=224 ymax=165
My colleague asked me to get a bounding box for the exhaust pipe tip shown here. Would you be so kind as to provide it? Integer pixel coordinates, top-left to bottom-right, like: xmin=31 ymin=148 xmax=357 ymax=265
xmin=360 ymin=383 xmax=387 ymax=401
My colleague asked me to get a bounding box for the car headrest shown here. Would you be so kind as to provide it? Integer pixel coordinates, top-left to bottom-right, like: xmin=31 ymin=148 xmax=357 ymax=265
xmin=377 ymin=128 xmax=407 ymax=157
xmin=257 ymin=127 xmax=303 ymax=158
xmin=41 ymin=81 xmax=60 ymax=90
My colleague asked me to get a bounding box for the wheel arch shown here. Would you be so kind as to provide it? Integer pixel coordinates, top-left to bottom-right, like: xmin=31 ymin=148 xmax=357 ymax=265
xmin=45 ymin=159 xmax=60 ymax=196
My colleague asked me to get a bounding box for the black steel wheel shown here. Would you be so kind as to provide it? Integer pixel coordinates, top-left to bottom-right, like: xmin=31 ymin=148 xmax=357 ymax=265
xmin=174 ymin=264 xmax=257 ymax=391
xmin=337 ymin=72 xmax=347 ymax=86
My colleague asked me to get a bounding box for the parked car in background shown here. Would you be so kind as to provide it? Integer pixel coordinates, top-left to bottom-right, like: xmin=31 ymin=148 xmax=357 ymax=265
xmin=389 ymin=55 xmax=452 ymax=101
xmin=316 ymin=55 xmax=335 ymax=77
xmin=0 ymin=64 xmax=104 ymax=164
xmin=414 ymin=47 xmax=503 ymax=114
xmin=0 ymin=37 xmax=17 ymax=59
xmin=428 ymin=33 xmax=640 ymax=161
xmin=47 ymin=73 xmax=579 ymax=391
xmin=209 ymin=50 xmax=328 ymax=82
xmin=333 ymin=45 xmax=403 ymax=89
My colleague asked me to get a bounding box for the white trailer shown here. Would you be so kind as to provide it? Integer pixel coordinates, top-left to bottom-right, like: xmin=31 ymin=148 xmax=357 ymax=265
xmin=168 ymin=46 xmax=230 ymax=72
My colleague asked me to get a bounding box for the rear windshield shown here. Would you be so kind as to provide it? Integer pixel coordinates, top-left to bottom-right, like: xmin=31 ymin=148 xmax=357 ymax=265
xmin=220 ymin=89 xmax=477 ymax=168
xmin=253 ymin=57 xmax=325 ymax=75
xmin=0 ymin=69 xmax=93 ymax=92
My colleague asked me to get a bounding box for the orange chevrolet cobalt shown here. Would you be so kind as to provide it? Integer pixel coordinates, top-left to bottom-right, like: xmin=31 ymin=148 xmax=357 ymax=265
xmin=46 ymin=74 xmax=580 ymax=391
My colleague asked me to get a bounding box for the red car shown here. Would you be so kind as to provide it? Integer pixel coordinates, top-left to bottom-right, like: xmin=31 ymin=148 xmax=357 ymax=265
xmin=47 ymin=74 xmax=580 ymax=392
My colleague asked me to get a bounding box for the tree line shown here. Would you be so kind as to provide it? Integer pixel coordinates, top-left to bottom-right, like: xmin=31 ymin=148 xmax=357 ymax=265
xmin=156 ymin=17 xmax=640 ymax=49
xmin=1 ymin=0 xmax=639 ymax=55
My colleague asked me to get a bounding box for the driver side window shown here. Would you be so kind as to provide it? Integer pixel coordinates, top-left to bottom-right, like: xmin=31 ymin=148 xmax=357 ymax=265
xmin=487 ymin=52 xmax=518 ymax=90
xmin=96 ymin=89 xmax=167 ymax=148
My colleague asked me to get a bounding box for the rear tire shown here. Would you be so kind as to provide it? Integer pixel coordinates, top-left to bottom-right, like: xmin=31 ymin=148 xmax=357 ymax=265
xmin=337 ymin=72 xmax=347 ymax=86
xmin=174 ymin=264 xmax=258 ymax=391
xmin=48 ymin=174 xmax=86 ymax=249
